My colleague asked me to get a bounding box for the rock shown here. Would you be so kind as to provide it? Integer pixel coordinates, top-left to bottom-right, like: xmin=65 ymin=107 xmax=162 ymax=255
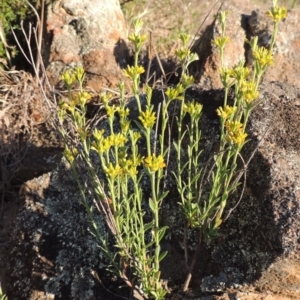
xmin=190 ymin=3 xmax=247 ymax=90
xmin=5 ymin=169 xmax=122 ymax=300
xmin=45 ymin=0 xmax=130 ymax=91
xmin=252 ymin=8 xmax=300 ymax=86
xmin=190 ymin=3 xmax=300 ymax=89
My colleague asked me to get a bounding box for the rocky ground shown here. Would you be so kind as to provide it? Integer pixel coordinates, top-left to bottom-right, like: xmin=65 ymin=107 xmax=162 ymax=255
xmin=1 ymin=0 xmax=300 ymax=299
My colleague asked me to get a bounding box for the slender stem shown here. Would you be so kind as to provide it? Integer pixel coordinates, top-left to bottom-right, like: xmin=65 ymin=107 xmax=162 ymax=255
xmin=183 ymin=232 xmax=202 ymax=291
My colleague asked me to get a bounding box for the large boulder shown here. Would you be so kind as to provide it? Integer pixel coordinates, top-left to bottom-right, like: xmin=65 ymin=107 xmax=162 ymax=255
xmin=45 ymin=0 xmax=129 ymax=91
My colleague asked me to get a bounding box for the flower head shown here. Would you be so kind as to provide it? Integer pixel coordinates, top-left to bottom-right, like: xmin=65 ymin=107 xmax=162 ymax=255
xmin=104 ymin=163 xmax=123 ymax=179
xmin=123 ymin=65 xmax=145 ymax=79
xmin=225 ymin=120 xmax=248 ymax=147
xmin=106 ymin=105 xmax=119 ymax=118
xmin=212 ymin=36 xmax=230 ymax=49
xmin=230 ymin=61 xmax=250 ymax=82
xmin=165 ymin=85 xmax=185 ymax=101
xmin=217 ymin=10 xmax=229 ymax=28
xmin=61 ymin=70 xmax=76 ymax=88
xmin=118 ymin=107 xmax=130 ymax=119
xmin=120 ymin=119 xmax=130 ymax=133
xmin=178 ymin=32 xmax=190 ymax=47
xmin=72 ymin=91 xmax=91 ymax=107
xmin=266 ymin=2 xmax=287 ymax=23
xmin=240 ymin=81 xmax=259 ymax=104
xmin=216 ymin=105 xmax=237 ymax=120
xmin=63 ymin=146 xmax=78 ymax=164
xmin=253 ymin=47 xmax=274 ymax=69
xmin=183 ymin=100 xmax=202 ymax=119
xmin=144 ymin=154 xmax=166 ymax=172
xmin=120 ymin=156 xmax=143 ymax=177
xmin=181 ymin=74 xmax=195 ymax=89
xmin=219 ymin=67 xmax=234 ymax=88
xmin=138 ymin=108 xmax=156 ymax=129
xmin=93 ymin=129 xmax=105 ymax=141
xmin=74 ymin=66 xmax=85 ymax=83
xmin=109 ymin=133 xmax=127 ymax=147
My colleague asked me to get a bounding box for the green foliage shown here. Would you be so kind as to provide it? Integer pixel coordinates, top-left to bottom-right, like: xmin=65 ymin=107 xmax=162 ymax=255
xmin=0 ymin=284 xmax=7 ymax=300
xmin=0 ymin=0 xmax=37 ymax=67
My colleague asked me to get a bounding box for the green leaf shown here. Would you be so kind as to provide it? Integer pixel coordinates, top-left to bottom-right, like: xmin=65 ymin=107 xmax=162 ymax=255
xmin=158 ymin=250 xmax=168 ymax=262
xmin=134 ymin=119 xmax=146 ymax=133
xmin=173 ymin=141 xmax=179 ymax=152
xmin=150 ymin=291 xmax=158 ymax=298
xmin=158 ymin=190 xmax=169 ymax=202
xmin=149 ymin=198 xmax=156 ymax=211
xmin=144 ymin=221 xmax=154 ymax=232
xmin=146 ymin=239 xmax=156 ymax=249
xmin=158 ymin=225 xmax=168 ymax=242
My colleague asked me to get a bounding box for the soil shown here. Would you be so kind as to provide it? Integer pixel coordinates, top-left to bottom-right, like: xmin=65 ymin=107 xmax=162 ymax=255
xmin=1 ymin=0 xmax=300 ymax=299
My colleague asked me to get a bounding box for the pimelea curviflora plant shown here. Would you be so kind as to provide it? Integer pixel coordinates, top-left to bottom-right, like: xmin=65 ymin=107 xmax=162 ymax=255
xmin=57 ymin=1 xmax=286 ymax=298
xmin=179 ymin=0 xmax=286 ymax=290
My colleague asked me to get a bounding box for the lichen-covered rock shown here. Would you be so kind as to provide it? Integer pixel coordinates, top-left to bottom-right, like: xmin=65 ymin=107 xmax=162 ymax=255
xmin=5 ymin=163 xmax=120 ymax=300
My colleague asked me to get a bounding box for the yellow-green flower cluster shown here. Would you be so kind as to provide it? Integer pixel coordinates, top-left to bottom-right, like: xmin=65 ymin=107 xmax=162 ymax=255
xmin=230 ymin=62 xmax=250 ymax=83
xmin=165 ymin=85 xmax=185 ymax=101
xmin=107 ymin=133 xmax=127 ymax=148
xmin=175 ymin=48 xmax=191 ymax=63
xmin=123 ymin=65 xmax=145 ymax=79
xmin=131 ymin=131 xmax=141 ymax=145
xmin=121 ymin=156 xmax=143 ymax=177
xmin=92 ymin=130 xmax=127 ymax=154
xmin=225 ymin=120 xmax=247 ymax=147
xmin=120 ymin=119 xmax=130 ymax=134
xmin=181 ymin=74 xmax=195 ymax=89
xmin=266 ymin=2 xmax=287 ymax=23
xmin=144 ymin=154 xmax=166 ymax=172
xmin=72 ymin=91 xmax=91 ymax=106
xmin=61 ymin=69 xmax=76 ymax=87
xmin=212 ymin=36 xmax=230 ymax=49
xmin=128 ymin=19 xmax=147 ymax=50
xmin=219 ymin=67 xmax=234 ymax=88
xmin=58 ymin=91 xmax=91 ymax=116
xmin=74 ymin=66 xmax=85 ymax=82
xmin=252 ymin=47 xmax=274 ymax=69
xmin=217 ymin=10 xmax=229 ymax=32
xmin=183 ymin=100 xmax=202 ymax=119
xmin=175 ymin=33 xmax=199 ymax=66
xmin=138 ymin=108 xmax=156 ymax=129
xmin=63 ymin=146 xmax=78 ymax=164
xmin=103 ymin=155 xmax=143 ymax=179
xmin=106 ymin=105 xmax=119 ymax=118
xmin=104 ymin=162 xmax=123 ymax=179
xmin=240 ymin=81 xmax=259 ymax=103
xmin=118 ymin=107 xmax=130 ymax=119
xmin=77 ymin=126 xmax=88 ymax=140
xmin=216 ymin=105 xmax=237 ymax=120
xmin=61 ymin=66 xmax=85 ymax=88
